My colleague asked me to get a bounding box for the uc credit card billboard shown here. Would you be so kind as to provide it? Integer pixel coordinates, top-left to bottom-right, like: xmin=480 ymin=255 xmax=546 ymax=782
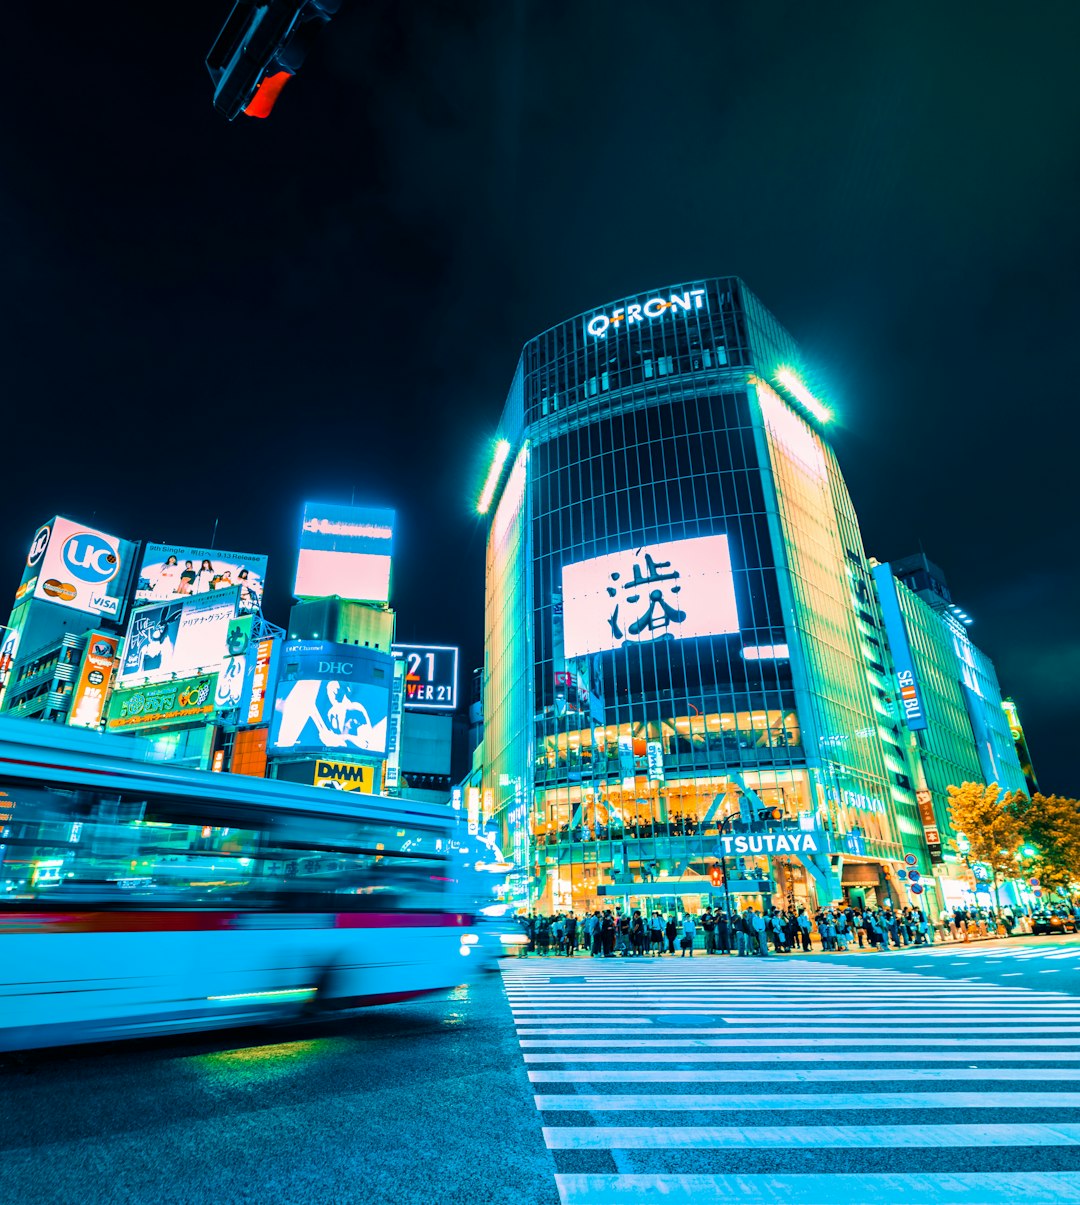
xmin=269 ymin=641 xmax=393 ymax=756
xmin=294 ymin=503 xmax=394 ymax=603
xmin=16 ymin=517 xmax=137 ymax=620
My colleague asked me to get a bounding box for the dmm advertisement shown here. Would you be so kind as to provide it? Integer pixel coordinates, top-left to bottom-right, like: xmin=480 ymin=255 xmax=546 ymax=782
xmin=313 ymin=760 xmax=375 ymax=792
xmin=135 ymin=543 xmax=267 ymax=613
xmin=269 ymin=641 xmax=392 ymax=756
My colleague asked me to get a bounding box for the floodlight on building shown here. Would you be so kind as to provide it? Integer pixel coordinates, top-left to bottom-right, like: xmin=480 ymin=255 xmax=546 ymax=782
xmin=774 ymin=367 xmax=833 ymax=423
xmin=477 ymin=439 xmax=512 ymax=515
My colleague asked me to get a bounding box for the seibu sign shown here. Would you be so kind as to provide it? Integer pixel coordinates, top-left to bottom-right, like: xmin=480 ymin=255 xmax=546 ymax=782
xmin=585 ymin=288 xmax=707 ymax=338
xmin=719 ymin=832 xmax=820 ymax=856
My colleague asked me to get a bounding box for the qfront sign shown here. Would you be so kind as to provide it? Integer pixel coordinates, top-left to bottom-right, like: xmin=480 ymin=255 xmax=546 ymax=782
xmin=585 ymin=288 xmax=707 ymax=339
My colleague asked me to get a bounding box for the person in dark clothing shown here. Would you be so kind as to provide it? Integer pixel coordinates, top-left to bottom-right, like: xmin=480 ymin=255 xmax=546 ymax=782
xmin=664 ymin=914 xmax=677 ymax=955
xmin=564 ymin=914 xmax=577 ymax=956
xmin=716 ymin=910 xmax=731 ymax=954
xmin=601 ymin=911 xmax=616 ymax=957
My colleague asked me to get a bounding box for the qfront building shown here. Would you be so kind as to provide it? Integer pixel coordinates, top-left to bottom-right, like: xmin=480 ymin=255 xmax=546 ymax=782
xmin=478 ymin=277 xmax=1026 ymax=919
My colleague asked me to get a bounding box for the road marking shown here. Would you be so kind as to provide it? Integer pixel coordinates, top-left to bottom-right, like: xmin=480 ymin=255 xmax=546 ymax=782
xmin=535 ymin=1091 xmax=1080 ymax=1111
xmin=529 ymin=1067 xmax=1080 ymax=1082
xmin=524 ymin=1051 xmax=1080 ymax=1063
xmin=519 ymin=1036 xmax=1080 ymax=1048
xmin=553 ymin=1171 xmax=1080 ymax=1204
xmin=543 ymin=1122 xmax=1080 ymax=1149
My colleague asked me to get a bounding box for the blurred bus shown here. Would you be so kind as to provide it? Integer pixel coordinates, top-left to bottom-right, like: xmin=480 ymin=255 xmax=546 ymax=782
xmin=0 ymin=717 xmax=481 ymax=1051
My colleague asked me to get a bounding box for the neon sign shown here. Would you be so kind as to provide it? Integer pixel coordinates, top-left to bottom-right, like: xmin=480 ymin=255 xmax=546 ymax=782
xmin=585 ymin=289 xmax=707 ymax=338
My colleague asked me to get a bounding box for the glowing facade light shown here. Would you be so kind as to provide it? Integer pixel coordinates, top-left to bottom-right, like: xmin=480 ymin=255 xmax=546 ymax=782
xmin=477 ymin=439 xmax=512 ymax=515
xmin=741 ymin=644 xmax=791 ymax=661
xmin=774 ymin=368 xmax=832 ymax=423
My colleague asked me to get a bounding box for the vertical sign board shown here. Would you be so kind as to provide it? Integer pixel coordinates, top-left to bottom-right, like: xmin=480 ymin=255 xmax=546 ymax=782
xmin=240 ymin=637 xmax=279 ymax=727
xmin=383 ymin=655 xmax=406 ymax=793
xmin=467 ymin=786 xmax=480 ymax=835
xmin=915 ymin=788 xmax=944 ymax=864
xmin=646 ymin=739 xmax=665 ymax=783
xmin=871 ymin=564 xmax=929 ymax=731
xmin=68 ymin=633 xmax=120 ymax=730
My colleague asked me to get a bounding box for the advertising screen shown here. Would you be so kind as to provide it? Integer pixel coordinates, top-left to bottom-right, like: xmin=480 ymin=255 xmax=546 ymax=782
xmin=561 ymin=534 xmax=740 ymax=658
xmin=294 ymin=503 xmax=394 ymax=603
xmin=105 ymin=673 xmax=218 ymax=732
xmin=16 ymin=516 xmax=136 ymax=620
xmin=118 ymin=588 xmax=242 ymax=686
xmin=269 ymin=641 xmax=392 ymax=756
xmin=135 ymin=543 xmax=267 ymax=613
xmin=392 ymin=643 xmax=458 ymax=711
xmin=68 ymin=633 xmax=119 ymax=730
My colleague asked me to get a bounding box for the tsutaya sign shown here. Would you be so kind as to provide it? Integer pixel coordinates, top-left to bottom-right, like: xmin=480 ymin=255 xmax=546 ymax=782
xmin=585 ymin=288 xmax=707 ymax=339
xmin=719 ymin=832 xmax=820 ymax=856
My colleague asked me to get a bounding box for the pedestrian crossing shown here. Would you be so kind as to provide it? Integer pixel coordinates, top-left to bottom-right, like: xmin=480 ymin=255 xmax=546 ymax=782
xmin=501 ymin=958 xmax=1080 ymax=1204
xmin=909 ymin=942 xmax=1080 ymax=963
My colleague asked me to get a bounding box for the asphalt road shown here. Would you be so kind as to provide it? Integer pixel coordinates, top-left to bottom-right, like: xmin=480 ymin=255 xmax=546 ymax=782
xmin=5 ymin=936 xmax=1080 ymax=1205
xmin=0 ymin=971 xmax=559 ymax=1205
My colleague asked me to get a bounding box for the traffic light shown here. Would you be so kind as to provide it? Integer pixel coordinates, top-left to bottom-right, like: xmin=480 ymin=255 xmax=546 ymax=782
xmin=206 ymin=0 xmax=344 ymax=120
xmin=710 ymin=863 xmax=724 ymax=888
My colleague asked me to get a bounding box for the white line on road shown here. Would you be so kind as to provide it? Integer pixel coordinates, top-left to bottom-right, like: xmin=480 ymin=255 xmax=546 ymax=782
xmin=529 ymin=1067 xmax=1080 ymax=1083
xmin=523 ymin=1050 xmax=1080 ymax=1063
xmin=535 ymin=1090 xmax=1080 ymax=1111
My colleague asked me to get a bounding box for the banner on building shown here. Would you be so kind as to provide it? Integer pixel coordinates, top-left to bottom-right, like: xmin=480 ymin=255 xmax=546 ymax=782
xmin=106 ymin=673 xmax=218 ymax=731
xmin=119 ymin=588 xmax=241 ymax=686
xmin=313 ymin=760 xmax=375 ymax=792
xmin=135 ymin=544 xmax=267 ymax=613
xmin=294 ymin=502 xmax=394 ymax=603
xmin=916 ymin=788 xmax=944 ymax=864
xmin=68 ymin=633 xmax=119 ymax=730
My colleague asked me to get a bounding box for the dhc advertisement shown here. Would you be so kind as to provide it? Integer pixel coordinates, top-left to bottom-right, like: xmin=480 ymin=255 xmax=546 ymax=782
xmin=269 ymin=640 xmax=392 ymax=756
xmin=294 ymin=502 xmax=394 ymax=604
xmin=561 ymin=534 xmax=740 ymax=658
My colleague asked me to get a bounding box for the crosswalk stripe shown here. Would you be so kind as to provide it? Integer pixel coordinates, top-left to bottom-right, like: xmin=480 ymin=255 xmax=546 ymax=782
xmin=553 ymin=1171 xmax=1080 ymax=1203
xmin=519 ymin=1037 xmax=1080 ymax=1047
xmin=542 ymin=1122 xmax=1080 ymax=1149
xmin=523 ymin=1050 xmax=1080 ymax=1063
xmin=529 ymin=1067 xmax=1080 ymax=1082
xmin=535 ymin=1091 xmax=1080 ymax=1110
xmin=516 ymin=1026 xmax=1080 ymax=1036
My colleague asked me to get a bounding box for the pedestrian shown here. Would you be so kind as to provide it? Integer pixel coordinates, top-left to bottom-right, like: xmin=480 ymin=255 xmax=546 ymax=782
xmin=631 ymin=911 xmax=646 ymax=956
xmin=702 ymin=907 xmax=717 ymax=954
xmin=665 ymin=914 xmax=678 ymax=955
xmin=601 ymin=910 xmax=616 ymax=957
xmin=750 ymin=908 xmax=768 ymax=956
xmin=681 ymin=912 xmax=697 ymax=957
xmin=797 ymin=908 xmax=812 ymax=952
xmin=716 ymin=909 xmax=731 ymax=954
xmin=591 ymin=911 xmax=604 ymax=957
xmin=649 ymin=910 xmax=665 ymax=955
xmin=564 ymin=913 xmax=577 ymax=956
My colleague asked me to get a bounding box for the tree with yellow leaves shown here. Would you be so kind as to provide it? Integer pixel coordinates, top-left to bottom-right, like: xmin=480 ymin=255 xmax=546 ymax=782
xmin=1009 ymin=793 xmax=1080 ymax=903
xmin=946 ymin=782 xmax=1024 ymax=910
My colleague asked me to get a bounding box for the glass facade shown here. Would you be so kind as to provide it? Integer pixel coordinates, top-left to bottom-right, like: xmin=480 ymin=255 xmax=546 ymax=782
xmin=480 ymin=278 xmax=1018 ymax=918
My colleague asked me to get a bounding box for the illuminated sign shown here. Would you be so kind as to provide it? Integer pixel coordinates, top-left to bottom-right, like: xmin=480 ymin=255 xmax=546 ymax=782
xmin=68 ymin=633 xmax=119 ymax=730
xmin=477 ymin=440 xmax=511 ymax=515
xmin=561 ymin=534 xmax=739 ymax=658
xmin=269 ymin=641 xmax=392 ymax=756
xmin=585 ymin=288 xmax=707 ymax=339
xmin=916 ymin=788 xmax=944 ymax=864
xmin=118 ymin=589 xmax=241 ymax=686
xmin=383 ymin=656 xmax=406 ymax=791
xmin=17 ymin=516 xmax=136 ymax=619
xmin=136 ymin=543 xmax=267 ymax=613
xmin=294 ymin=502 xmax=394 ymax=603
xmin=106 ymin=673 xmax=217 ymax=731
xmin=392 ymin=643 xmax=459 ymax=711
xmin=646 ymin=740 xmax=665 ymax=783
xmin=313 ymin=760 xmax=375 ymax=793
xmin=718 ymin=832 xmax=819 ymax=855
xmin=871 ymin=564 xmax=929 ymax=732
xmin=467 ymin=786 xmax=480 ymax=835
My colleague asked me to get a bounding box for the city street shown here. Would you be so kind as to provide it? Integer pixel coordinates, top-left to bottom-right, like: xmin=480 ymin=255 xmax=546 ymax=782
xmin=5 ymin=939 xmax=1080 ymax=1203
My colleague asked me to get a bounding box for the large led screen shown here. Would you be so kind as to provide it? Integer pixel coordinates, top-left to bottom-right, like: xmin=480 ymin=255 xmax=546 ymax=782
xmin=269 ymin=641 xmax=392 ymax=756
xmin=561 ymin=534 xmax=739 ymax=658
xmin=118 ymin=588 xmax=242 ymax=686
xmin=16 ymin=516 xmax=136 ymax=620
xmin=294 ymin=503 xmax=394 ymax=603
xmin=135 ymin=543 xmax=267 ymax=613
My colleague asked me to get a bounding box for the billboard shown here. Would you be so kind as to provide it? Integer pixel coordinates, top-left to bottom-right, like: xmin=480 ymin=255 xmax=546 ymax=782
xmin=294 ymin=503 xmax=394 ymax=603
xmin=135 ymin=544 xmax=267 ymax=613
xmin=15 ymin=517 xmax=136 ymax=620
xmin=106 ymin=673 xmax=218 ymax=732
xmin=313 ymin=760 xmax=375 ymax=793
xmin=214 ymin=615 xmax=254 ymax=713
xmin=68 ymin=633 xmax=119 ymax=730
xmin=239 ymin=637 xmax=279 ymax=726
xmin=392 ymin=643 xmax=459 ymax=711
xmin=871 ymin=565 xmax=929 ymax=731
xmin=118 ymin=588 xmax=241 ymax=686
xmin=561 ymin=534 xmax=739 ymax=658
xmin=269 ymin=641 xmax=392 ymax=756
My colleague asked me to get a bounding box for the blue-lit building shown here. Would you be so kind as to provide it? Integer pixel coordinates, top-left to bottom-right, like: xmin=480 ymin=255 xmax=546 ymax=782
xmin=478 ymin=277 xmax=1028 ymax=918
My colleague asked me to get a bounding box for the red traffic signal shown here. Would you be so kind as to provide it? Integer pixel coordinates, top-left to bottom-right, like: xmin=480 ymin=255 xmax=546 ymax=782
xmin=710 ymin=863 xmax=723 ymax=887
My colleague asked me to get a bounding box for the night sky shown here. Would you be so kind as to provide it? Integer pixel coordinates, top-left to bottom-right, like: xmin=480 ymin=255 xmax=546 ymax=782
xmin=2 ymin=3 xmax=1078 ymax=790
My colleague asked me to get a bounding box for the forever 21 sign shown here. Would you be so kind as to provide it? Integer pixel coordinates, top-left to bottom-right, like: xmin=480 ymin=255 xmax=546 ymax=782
xmin=392 ymin=644 xmax=459 ymax=711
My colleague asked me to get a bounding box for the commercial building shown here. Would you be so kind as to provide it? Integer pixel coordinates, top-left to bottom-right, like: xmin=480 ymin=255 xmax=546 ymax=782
xmin=477 ymin=276 xmax=1026 ymax=918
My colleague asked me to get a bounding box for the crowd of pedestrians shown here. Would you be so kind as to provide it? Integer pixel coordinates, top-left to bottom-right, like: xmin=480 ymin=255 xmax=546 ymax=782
xmin=514 ymin=902 xmax=1033 ymax=956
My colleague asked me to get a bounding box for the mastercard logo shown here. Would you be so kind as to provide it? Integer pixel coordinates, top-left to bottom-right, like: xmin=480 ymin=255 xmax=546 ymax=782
xmin=42 ymin=579 xmax=78 ymax=602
